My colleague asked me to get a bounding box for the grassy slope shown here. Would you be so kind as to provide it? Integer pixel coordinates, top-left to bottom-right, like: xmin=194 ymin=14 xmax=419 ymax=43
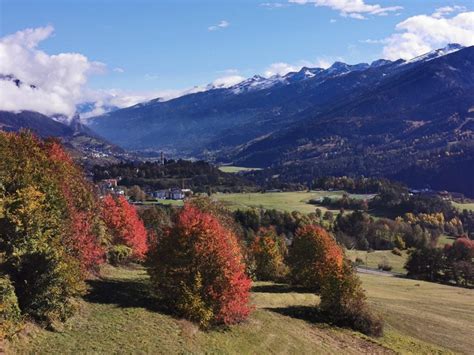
xmin=346 ymin=250 xmax=408 ymax=274
xmin=212 ymin=191 xmax=372 ymax=214
xmin=11 ymin=265 xmax=474 ymax=354
xmin=360 ymin=273 xmax=474 ymax=354
xmin=452 ymin=201 xmax=474 ymax=212
xmin=218 ymin=166 xmax=262 ymax=173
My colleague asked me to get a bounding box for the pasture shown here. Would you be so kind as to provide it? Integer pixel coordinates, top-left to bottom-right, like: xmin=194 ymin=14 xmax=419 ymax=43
xmin=9 ymin=265 xmax=473 ymax=354
xmin=218 ymin=166 xmax=263 ymax=173
xmin=212 ymin=191 xmax=373 ymax=214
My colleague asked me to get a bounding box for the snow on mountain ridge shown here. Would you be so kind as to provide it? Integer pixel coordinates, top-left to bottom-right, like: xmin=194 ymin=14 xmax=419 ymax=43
xmin=403 ymin=43 xmax=464 ymax=65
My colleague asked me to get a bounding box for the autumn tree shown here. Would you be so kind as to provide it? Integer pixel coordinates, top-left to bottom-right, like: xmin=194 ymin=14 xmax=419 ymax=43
xmin=101 ymin=195 xmax=148 ymax=262
xmin=0 ymin=132 xmax=105 ymax=326
xmin=288 ymin=225 xmax=344 ymax=290
xmin=250 ymin=228 xmax=288 ymax=281
xmin=0 ymin=275 xmax=22 ymax=340
xmin=147 ymin=204 xmax=251 ymax=327
xmin=47 ymin=140 xmax=105 ymax=272
xmin=444 ymin=236 xmax=474 ymax=286
xmin=127 ymin=185 xmax=147 ymax=202
xmin=288 ymin=225 xmax=383 ymax=336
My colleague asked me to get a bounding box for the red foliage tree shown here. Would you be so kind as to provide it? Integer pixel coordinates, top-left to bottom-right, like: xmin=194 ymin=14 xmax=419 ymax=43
xmin=47 ymin=141 xmax=105 ymax=271
xmin=147 ymin=204 xmax=252 ymax=327
xmin=101 ymin=195 xmax=148 ymax=260
xmin=444 ymin=235 xmax=474 ymax=261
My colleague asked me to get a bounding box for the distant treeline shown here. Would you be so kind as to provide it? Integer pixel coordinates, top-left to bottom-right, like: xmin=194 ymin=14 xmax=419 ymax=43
xmin=92 ymin=160 xmax=257 ymax=193
xmin=312 ymin=176 xmax=403 ymax=194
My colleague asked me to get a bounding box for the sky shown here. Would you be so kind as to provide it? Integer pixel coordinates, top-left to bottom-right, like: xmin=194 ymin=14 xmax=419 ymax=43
xmin=1 ymin=0 xmax=473 ymax=118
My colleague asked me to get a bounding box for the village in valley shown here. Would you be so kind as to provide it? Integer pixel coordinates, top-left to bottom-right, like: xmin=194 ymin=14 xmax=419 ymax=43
xmin=97 ymin=178 xmax=193 ymax=203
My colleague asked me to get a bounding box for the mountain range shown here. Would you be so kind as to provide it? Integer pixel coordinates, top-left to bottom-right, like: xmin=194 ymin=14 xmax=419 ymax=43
xmin=86 ymin=44 xmax=474 ymax=195
xmin=1 ymin=44 xmax=473 ymax=196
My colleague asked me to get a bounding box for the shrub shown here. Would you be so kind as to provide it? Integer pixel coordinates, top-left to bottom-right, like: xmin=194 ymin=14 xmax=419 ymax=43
xmin=391 ymin=248 xmax=402 ymax=256
xmin=107 ymin=245 xmax=133 ymax=266
xmin=354 ymin=257 xmax=364 ymax=265
xmin=250 ymin=228 xmax=288 ymax=281
xmin=320 ymin=262 xmax=384 ymax=337
xmin=147 ymin=204 xmax=251 ymax=328
xmin=0 ymin=276 xmax=22 ymax=340
xmin=102 ymin=195 xmax=148 ymax=261
xmin=9 ymin=251 xmax=84 ymax=326
xmin=378 ymin=262 xmax=393 ymax=272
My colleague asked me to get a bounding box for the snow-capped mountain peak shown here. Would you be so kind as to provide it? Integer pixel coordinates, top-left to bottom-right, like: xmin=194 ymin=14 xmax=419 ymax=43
xmin=404 ymin=43 xmax=464 ymax=65
xmin=230 ymin=74 xmax=283 ymax=94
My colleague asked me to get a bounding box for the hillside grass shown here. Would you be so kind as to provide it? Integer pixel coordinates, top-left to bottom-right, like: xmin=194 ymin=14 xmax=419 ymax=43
xmin=218 ymin=166 xmax=262 ymax=173
xmin=346 ymin=250 xmax=408 ymax=275
xmin=151 ymin=199 xmax=184 ymax=207
xmin=212 ymin=191 xmax=372 ymax=214
xmin=452 ymin=201 xmax=474 ymax=212
xmin=10 ymin=265 xmax=474 ymax=354
xmin=360 ymin=273 xmax=474 ymax=354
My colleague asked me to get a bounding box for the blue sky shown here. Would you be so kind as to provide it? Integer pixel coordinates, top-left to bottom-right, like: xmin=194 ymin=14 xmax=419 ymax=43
xmin=1 ymin=0 xmax=473 ymax=116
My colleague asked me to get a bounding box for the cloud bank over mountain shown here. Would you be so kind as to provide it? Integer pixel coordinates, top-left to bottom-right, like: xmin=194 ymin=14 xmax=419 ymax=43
xmin=0 ymin=25 xmax=103 ymax=117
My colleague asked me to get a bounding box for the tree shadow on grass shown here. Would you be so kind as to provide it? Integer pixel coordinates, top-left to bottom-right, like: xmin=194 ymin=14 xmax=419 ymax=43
xmin=251 ymin=283 xmax=315 ymax=294
xmin=84 ymin=277 xmax=171 ymax=315
xmin=265 ymin=305 xmax=327 ymax=325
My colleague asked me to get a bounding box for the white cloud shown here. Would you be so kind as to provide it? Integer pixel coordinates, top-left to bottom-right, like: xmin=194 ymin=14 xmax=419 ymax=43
xmin=0 ymin=25 xmax=104 ymax=117
xmin=260 ymin=2 xmax=286 ymax=8
xmin=289 ymin=0 xmax=402 ymax=19
xmin=330 ymin=18 xmax=337 ymax=23
xmin=208 ymin=20 xmax=230 ymax=31
xmin=360 ymin=38 xmax=386 ymax=44
xmin=264 ymin=62 xmax=300 ymax=77
xmin=342 ymin=12 xmax=366 ymax=20
xmin=432 ymin=5 xmax=465 ymax=19
xmin=263 ymin=57 xmax=336 ymax=77
xmin=382 ymin=11 xmax=474 ymax=60
xmin=314 ymin=58 xmax=332 ymax=69
xmin=80 ymin=86 xmax=210 ymax=120
xmin=113 ymin=67 xmax=125 ymax=73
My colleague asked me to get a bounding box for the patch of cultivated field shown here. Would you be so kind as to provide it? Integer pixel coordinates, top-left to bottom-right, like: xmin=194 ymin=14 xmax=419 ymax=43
xmin=452 ymin=201 xmax=474 ymax=212
xmin=213 ymin=191 xmax=371 ymax=214
xmin=218 ymin=166 xmax=262 ymax=173
xmin=345 ymin=250 xmax=408 ymax=275
xmin=10 ymin=265 xmax=473 ymax=354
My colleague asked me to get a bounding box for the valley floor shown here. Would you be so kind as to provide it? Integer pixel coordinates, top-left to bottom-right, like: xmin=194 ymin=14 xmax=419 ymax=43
xmin=8 ymin=265 xmax=474 ymax=354
xmin=213 ymin=190 xmax=374 ymax=215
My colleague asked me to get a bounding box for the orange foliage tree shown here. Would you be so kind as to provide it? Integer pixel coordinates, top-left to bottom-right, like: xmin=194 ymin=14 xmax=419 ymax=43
xmin=288 ymin=224 xmax=383 ymax=336
xmin=147 ymin=204 xmax=251 ymax=327
xmin=101 ymin=195 xmax=148 ymax=261
xmin=288 ymin=225 xmax=344 ymax=289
